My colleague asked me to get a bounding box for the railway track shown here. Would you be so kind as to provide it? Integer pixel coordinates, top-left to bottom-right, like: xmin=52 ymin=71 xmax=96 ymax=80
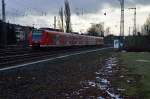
xmin=0 ymin=47 xmax=32 ymax=56
xmin=0 ymin=47 xmax=101 ymax=68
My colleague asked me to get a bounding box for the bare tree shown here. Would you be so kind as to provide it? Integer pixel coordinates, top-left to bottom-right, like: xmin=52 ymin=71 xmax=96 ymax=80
xmin=64 ymin=0 xmax=72 ymax=33
xmin=59 ymin=7 xmax=64 ymax=32
xmin=87 ymin=23 xmax=104 ymax=37
xmin=143 ymin=15 xmax=150 ymax=36
xmin=105 ymin=27 xmax=110 ymax=36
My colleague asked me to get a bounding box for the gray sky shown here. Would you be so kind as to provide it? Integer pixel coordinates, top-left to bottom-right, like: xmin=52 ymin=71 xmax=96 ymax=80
xmin=4 ymin=0 xmax=148 ymax=16
xmin=1 ymin=0 xmax=150 ymax=35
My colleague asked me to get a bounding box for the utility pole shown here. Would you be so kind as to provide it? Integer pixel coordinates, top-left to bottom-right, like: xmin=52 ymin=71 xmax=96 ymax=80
xmin=129 ymin=7 xmax=136 ymax=36
xmin=2 ymin=0 xmax=6 ymax=22
xmin=129 ymin=26 xmax=131 ymax=36
xmin=1 ymin=0 xmax=7 ymax=48
xmin=54 ymin=16 xmax=56 ymax=29
xmin=119 ymin=0 xmax=124 ymax=37
xmin=117 ymin=0 xmax=125 ymax=49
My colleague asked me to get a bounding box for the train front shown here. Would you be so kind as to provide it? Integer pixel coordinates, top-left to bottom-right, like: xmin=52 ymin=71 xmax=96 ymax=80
xmin=29 ymin=29 xmax=43 ymax=48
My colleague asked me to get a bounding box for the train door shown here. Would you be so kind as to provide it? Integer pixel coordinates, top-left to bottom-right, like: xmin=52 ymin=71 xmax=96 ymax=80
xmin=52 ymin=33 xmax=60 ymax=46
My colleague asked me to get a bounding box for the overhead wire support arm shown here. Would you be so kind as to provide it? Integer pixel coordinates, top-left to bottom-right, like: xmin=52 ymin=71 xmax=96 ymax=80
xmin=128 ymin=7 xmax=137 ymax=36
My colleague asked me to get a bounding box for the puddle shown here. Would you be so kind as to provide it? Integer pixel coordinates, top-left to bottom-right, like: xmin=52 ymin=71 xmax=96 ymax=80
xmin=78 ymin=55 xmax=124 ymax=99
xmin=136 ymin=59 xmax=150 ymax=63
xmin=95 ymin=56 xmax=123 ymax=99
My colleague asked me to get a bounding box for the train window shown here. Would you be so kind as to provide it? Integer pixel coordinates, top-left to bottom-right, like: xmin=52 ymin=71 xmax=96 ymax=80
xmin=66 ymin=35 xmax=70 ymax=45
xmin=53 ymin=35 xmax=60 ymax=45
xmin=32 ymin=29 xmax=42 ymax=41
xmin=64 ymin=35 xmax=67 ymax=44
xmin=32 ymin=29 xmax=42 ymax=35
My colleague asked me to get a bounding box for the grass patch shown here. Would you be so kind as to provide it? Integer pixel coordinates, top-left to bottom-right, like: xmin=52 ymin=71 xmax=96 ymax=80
xmin=120 ymin=52 xmax=150 ymax=98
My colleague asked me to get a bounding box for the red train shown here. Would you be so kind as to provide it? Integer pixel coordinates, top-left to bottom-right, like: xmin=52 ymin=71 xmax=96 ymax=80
xmin=28 ymin=28 xmax=104 ymax=48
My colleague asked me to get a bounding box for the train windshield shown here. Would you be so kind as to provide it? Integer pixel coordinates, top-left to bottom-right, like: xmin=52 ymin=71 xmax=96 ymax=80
xmin=32 ymin=29 xmax=42 ymax=41
xmin=32 ymin=29 xmax=42 ymax=35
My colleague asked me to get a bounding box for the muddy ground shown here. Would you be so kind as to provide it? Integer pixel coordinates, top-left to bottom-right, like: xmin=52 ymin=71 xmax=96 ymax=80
xmin=0 ymin=49 xmax=141 ymax=99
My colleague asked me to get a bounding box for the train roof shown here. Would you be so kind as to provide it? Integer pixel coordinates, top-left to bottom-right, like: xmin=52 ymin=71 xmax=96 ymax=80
xmin=39 ymin=28 xmax=62 ymax=32
xmin=34 ymin=28 xmax=103 ymax=39
xmin=45 ymin=30 xmax=103 ymax=39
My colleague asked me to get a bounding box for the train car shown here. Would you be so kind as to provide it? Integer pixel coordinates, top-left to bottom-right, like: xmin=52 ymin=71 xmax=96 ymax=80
xmin=28 ymin=28 xmax=104 ymax=48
